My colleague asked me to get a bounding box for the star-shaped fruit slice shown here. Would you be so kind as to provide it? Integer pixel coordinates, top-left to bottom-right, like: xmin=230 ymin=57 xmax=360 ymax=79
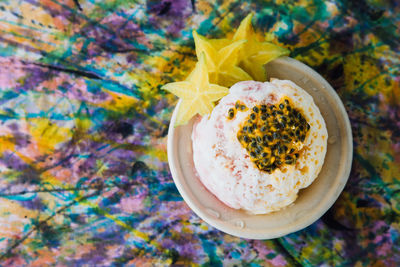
xmin=162 ymin=53 xmax=229 ymax=126
xmin=233 ymin=13 xmax=290 ymax=81
xmin=193 ymin=31 xmax=252 ymax=87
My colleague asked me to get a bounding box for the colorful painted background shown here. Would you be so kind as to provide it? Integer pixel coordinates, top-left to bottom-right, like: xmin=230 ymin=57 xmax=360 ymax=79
xmin=0 ymin=0 xmax=399 ymax=266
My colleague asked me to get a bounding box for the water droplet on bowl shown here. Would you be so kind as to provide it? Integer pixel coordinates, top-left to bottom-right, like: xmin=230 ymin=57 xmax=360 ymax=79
xmin=301 ymin=77 xmax=309 ymax=84
xmin=328 ymin=136 xmax=338 ymax=144
xmin=312 ymin=87 xmax=318 ymax=92
xmin=234 ymin=220 xmax=245 ymax=229
xmin=205 ymin=208 xmax=220 ymax=218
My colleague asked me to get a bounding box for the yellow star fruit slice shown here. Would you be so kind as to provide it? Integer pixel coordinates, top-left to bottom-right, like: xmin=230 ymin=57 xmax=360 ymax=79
xmin=193 ymin=31 xmax=252 ymax=87
xmin=233 ymin=13 xmax=290 ymax=81
xmin=162 ymin=53 xmax=229 ymax=126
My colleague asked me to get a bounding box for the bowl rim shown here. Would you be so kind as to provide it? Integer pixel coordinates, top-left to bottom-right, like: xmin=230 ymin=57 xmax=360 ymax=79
xmin=167 ymin=56 xmax=353 ymax=239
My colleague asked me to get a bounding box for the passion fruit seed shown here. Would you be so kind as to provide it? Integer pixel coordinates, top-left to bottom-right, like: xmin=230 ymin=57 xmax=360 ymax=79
xmin=227 ymin=101 xmax=248 ymax=120
xmin=228 ymin=108 xmax=235 ymax=119
xmin=237 ymin=98 xmax=310 ymax=173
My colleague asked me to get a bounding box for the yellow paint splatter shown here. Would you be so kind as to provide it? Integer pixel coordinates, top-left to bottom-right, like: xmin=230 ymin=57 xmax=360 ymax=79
xmin=28 ymin=118 xmax=72 ymax=155
xmin=0 ymin=135 xmax=15 ymax=156
xmin=99 ymin=90 xmax=139 ymax=113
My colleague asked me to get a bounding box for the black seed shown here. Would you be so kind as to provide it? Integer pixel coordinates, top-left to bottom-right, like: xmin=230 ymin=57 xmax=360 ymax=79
xmin=256 ymin=136 xmax=262 ymax=143
xmin=290 ymin=148 xmax=295 ymax=153
xmin=261 ymin=105 xmax=267 ymax=112
xmin=295 ymin=129 xmax=300 ymax=136
xmin=301 ymin=135 xmax=306 ymax=141
xmin=251 ymin=137 xmax=256 ymax=142
xmin=249 ymin=126 xmax=254 ymax=133
xmin=252 ymin=123 xmax=257 ymax=129
xmin=251 ymin=142 xmax=257 ymax=148
xmin=273 ymin=132 xmax=280 ymax=139
xmin=276 ymin=145 xmax=283 ymax=154
xmin=299 ymin=125 xmax=304 ymax=131
xmin=282 ymin=134 xmax=289 ymax=140
xmin=262 ymin=152 xmax=268 ymax=158
xmin=279 ymin=103 xmax=284 ymax=109
xmin=295 ymin=153 xmax=299 ymax=158
xmin=287 ymin=106 xmax=291 ymax=111
xmin=262 ymin=142 xmax=268 ymax=147
xmin=289 ymin=131 xmax=294 ymax=137
xmin=284 ymin=99 xmax=289 ymax=105
xmin=307 ymin=123 xmax=310 ymax=130
xmin=240 ymin=105 xmax=246 ymax=110
xmin=250 ymin=113 xmax=256 ymax=120
xmin=285 ymin=155 xmax=292 ymax=160
xmin=266 ymin=135 xmax=273 ymax=142
xmin=250 ymin=151 xmax=256 ymax=157
xmin=243 ymin=126 xmax=248 ymax=132
xmin=261 ymin=115 xmax=267 ymax=121
xmin=253 ymin=106 xmax=259 ymax=113
xmin=243 ymin=136 xmax=250 ymax=143
xmin=255 ymin=149 xmax=261 ymax=155
xmin=260 ymin=126 xmax=267 ymax=132
xmin=277 ymin=110 xmax=283 ymax=115
xmin=296 ymin=112 xmax=302 ymax=119
xmin=282 ymin=145 xmax=287 ymax=152
xmin=285 ymin=159 xmax=293 ymax=164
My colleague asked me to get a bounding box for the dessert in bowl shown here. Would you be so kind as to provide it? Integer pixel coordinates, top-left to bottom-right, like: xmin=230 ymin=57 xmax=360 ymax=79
xmin=167 ymin=57 xmax=352 ymax=239
xmin=164 ymin=14 xmax=352 ymax=239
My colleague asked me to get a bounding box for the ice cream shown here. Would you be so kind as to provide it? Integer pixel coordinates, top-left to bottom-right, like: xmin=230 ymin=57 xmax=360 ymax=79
xmin=191 ymin=79 xmax=328 ymax=214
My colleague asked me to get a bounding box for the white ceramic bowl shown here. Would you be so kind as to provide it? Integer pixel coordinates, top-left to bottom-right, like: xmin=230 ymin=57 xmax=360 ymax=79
xmin=167 ymin=57 xmax=352 ymax=239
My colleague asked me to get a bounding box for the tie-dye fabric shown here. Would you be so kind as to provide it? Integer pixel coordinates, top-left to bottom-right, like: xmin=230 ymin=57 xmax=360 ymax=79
xmin=0 ymin=0 xmax=399 ymax=266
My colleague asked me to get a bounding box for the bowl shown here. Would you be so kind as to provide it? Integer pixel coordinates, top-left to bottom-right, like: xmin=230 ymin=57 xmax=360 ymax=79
xmin=167 ymin=56 xmax=353 ymax=239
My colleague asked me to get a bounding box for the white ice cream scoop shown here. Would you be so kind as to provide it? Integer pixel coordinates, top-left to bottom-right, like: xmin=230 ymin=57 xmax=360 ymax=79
xmin=192 ymin=79 xmax=328 ymax=214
